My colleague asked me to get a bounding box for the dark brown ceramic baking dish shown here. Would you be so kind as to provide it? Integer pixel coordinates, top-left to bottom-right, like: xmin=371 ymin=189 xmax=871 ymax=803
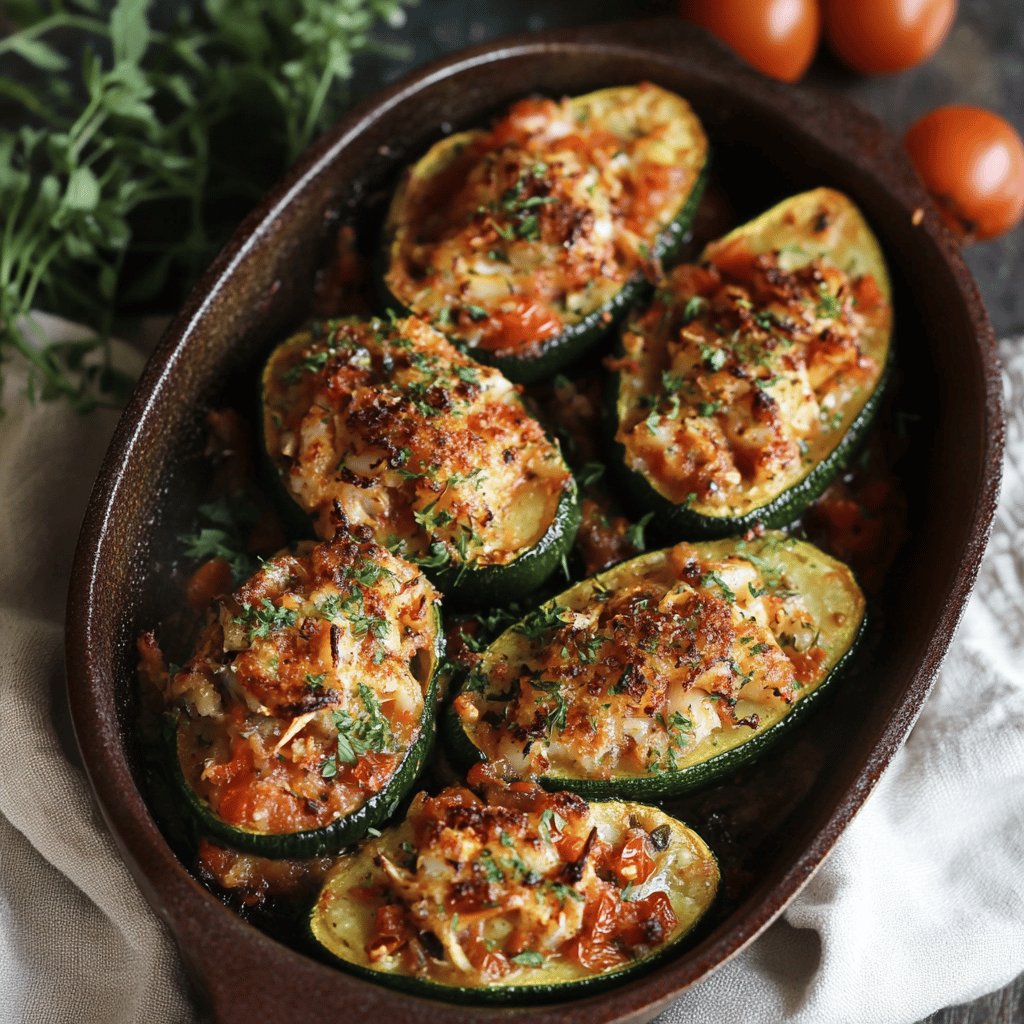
xmin=66 ymin=18 xmax=1003 ymax=1024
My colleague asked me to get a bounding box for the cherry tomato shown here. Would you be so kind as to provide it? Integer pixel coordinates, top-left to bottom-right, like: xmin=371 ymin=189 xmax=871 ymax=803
xmin=823 ymin=0 xmax=956 ymax=75
xmin=613 ymin=832 xmax=655 ymax=886
xmin=905 ymin=106 xmax=1024 ymax=241
xmin=677 ymin=0 xmax=821 ymax=83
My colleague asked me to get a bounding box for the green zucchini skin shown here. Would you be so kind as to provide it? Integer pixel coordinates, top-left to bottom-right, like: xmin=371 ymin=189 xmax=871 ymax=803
xmin=444 ymin=536 xmax=867 ymax=798
xmin=443 ymin=613 xmax=866 ymax=800
xmin=170 ymin=624 xmax=443 ymax=860
xmin=604 ymin=351 xmax=893 ymax=541
xmin=306 ymin=916 xmax=688 ymax=1005
xmin=306 ymin=795 xmax=719 ymax=1003
xmin=261 ymin=453 xmax=579 ymax=608
xmin=260 ymin=320 xmax=581 ymax=605
xmin=607 ymin=187 xmax=893 ymax=539
xmin=171 ymin=681 xmax=438 ymax=860
xmin=427 ymin=478 xmax=581 ymax=607
xmin=379 ymin=83 xmax=711 ymax=386
xmin=377 ymin=164 xmax=709 ymax=386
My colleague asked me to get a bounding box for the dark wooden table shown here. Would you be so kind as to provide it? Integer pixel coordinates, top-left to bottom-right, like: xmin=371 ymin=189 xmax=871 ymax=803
xmin=360 ymin=3 xmax=1024 ymax=1022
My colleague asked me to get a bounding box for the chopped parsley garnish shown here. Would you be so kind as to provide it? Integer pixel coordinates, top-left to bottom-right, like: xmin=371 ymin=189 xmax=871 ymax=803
xmin=815 ymin=284 xmax=843 ymax=319
xmin=547 ymin=882 xmax=585 ymax=905
xmin=345 ymin=559 xmax=395 ymax=587
xmin=700 ymin=343 xmax=727 ymax=371
xmin=305 ymin=672 xmax=326 ymax=689
xmin=339 ymin=589 xmax=390 ymax=642
xmin=321 ymin=684 xmax=394 ymax=774
xmin=413 ymin=497 xmax=455 ymax=531
xmin=513 ymin=604 xmax=569 ymax=642
xmin=233 ymin=599 xmax=297 ymax=643
xmin=668 ymin=711 xmax=694 ymax=753
xmin=410 ymin=540 xmax=451 ymax=570
xmin=681 ymin=295 xmax=707 ymax=323
xmin=538 ymin=808 xmax=566 ymax=844
xmin=700 ymin=570 xmax=736 ymax=604
xmin=178 ymin=492 xmax=262 ymax=583
xmin=510 ymin=951 xmax=545 ymax=967
xmin=316 ymin=593 xmax=344 ymax=621
xmin=624 ymin=511 xmax=655 ymax=552
xmin=571 ymin=632 xmax=607 ymax=665
xmin=735 ymin=541 xmax=785 ymax=590
xmin=610 ymin=661 xmax=641 ymax=695
xmin=533 ymin=683 xmax=568 ymax=736
xmin=282 ymin=348 xmax=330 ymax=383
xmin=476 ymin=849 xmax=505 ymax=883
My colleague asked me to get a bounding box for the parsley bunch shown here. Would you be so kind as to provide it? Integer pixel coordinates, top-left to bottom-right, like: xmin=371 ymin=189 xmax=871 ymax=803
xmin=0 ymin=0 xmax=411 ymax=412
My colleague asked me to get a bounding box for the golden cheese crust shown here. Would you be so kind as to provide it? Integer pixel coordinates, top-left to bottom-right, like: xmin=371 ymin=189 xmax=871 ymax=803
xmin=614 ymin=189 xmax=892 ymax=514
xmin=384 ymin=83 xmax=707 ymax=358
xmin=263 ymin=316 xmax=572 ymax=568
xmin=312 ymin=772 xmax=717 ymax=986
xmin=455 ymin=538 xmax=835 ymax=781
xmin=167 ymin=535 xmax=438 ymax=834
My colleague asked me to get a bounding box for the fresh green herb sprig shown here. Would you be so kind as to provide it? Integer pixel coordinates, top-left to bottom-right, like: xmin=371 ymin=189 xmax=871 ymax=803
xmin=321 ymin=683 xmax=394 ymax=775
xmin=179 ymin=491 xmax=263 ymax=583
xmin=0 ymin=0 xmax=412 ymax=412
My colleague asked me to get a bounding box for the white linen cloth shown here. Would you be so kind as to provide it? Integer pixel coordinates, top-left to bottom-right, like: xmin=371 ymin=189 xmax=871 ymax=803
xmin=0 ymin=317 xmax=1021 ymax=1024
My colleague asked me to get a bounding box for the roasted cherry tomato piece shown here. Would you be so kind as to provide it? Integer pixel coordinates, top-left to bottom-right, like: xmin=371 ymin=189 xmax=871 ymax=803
xmin=614 ymin=831 xmax=656 ymax=886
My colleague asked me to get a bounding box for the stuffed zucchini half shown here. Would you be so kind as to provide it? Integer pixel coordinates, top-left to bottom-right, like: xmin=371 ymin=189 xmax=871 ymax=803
xmin=381 ymin=83 xmax=709 ymax=383
xmin=166 ymin=534 xmax=442 ymax=857
xmin=609 ymin=188 xmax=893 ymax=537
xmin=309 ymin=772 xmax=718 ymax=1001
xmin=262 ymin=316 xmax=579 ymax=604
xmin=447 ymin=533 xmax=865 ymax=798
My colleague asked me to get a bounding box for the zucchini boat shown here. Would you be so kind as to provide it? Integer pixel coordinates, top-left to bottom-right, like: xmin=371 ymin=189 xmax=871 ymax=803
xmin=309 ymin=771 xmax=718 ymax=1001
xmin=609 ymin=188 xmax=893 ymax=537
xmin=381 ymin=83 xmax=709 ymax=383
xmin=166 ymin=534 xmax=443 ymax=857
xmin=447 ymin=533 xmax=865 ymax=797
xmin=262 ymin=316 xmax=579 ymax=604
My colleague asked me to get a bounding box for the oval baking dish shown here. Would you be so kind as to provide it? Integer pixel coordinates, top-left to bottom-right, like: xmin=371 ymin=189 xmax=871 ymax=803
xmin=66 ymin=18 xmax=1002 ymax=1024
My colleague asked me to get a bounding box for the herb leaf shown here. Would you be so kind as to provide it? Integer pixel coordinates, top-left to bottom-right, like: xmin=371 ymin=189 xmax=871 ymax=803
xmin=0 ymin=0 xmax=413 ymax=412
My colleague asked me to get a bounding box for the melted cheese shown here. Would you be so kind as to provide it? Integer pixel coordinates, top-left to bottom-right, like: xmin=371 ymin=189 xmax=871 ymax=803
xmin=172 ymin=536 xmax=438 ymax=833
xmin=264 ymin=316 xmax=571 ymax=568
xmin=311 ymin=779 xmax=718 ymax=988
xmin=455 ymin=534 xmax=862 ymax=782
xmin=615 ymin=188 xmax=892 ymax=514
xmin=385 ymin=83 xmax=707 ymax=358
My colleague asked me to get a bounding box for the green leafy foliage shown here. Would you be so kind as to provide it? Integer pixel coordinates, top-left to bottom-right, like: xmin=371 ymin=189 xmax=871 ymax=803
xmin=321 ymin=684 xmax=394 ymax=775
xmin=0 ymin=0 xmax=412 ymax=411
xmin=233 ymin=598 xmax=298 ymax=643
xmin=178 ymin=491 xmax=262 ymax=583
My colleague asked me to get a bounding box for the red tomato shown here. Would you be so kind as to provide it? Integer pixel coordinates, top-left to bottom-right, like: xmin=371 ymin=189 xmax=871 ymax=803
xmin=677 ymin=0 xmax=821 ymax=83
xmin=905 ymin=106 xmax=1024 ymax=241
xmin=613 ymin=833 xmax=655 ymax=886
xmin=369 ymin=904 xmax=409 ymax=958
xmin=823 ymin=0 xmax=956 ymax=75
xmin=185 ymin=556 xmax=233 ymax=610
